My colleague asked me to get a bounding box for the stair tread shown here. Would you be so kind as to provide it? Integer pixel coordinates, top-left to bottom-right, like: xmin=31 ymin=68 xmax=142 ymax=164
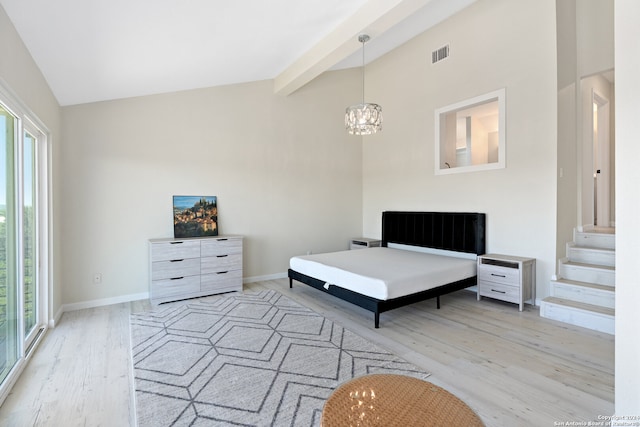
xmin=568 ymin=244 xmax=615 ymax=252
xmin=542 ymin=297 xmax=615 ymax=316
xmin=561 ymin=260 xmax=616 ymax=271
xmin=552 ymin=278 xmax=615 ymax=291
xmin=578 ymin=227 xmax=615 ymax=235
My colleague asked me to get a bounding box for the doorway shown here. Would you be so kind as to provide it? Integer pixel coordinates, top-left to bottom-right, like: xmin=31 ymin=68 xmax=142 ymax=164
xmin=580 ymin=71 xmax=615 ymax=230
xmin=0 ymin=87 xmax=50 ymax=405
xmin=592 ymin=91 xmax=611 ymax=227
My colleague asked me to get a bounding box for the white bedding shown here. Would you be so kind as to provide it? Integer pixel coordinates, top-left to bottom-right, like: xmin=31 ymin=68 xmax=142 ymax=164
xmin=289 ymin=247 xmax=477 ymax=301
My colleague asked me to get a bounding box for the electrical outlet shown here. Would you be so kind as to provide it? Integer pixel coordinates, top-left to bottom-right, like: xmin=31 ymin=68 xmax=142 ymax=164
xmin=93 ymin=273 xmax=102 ymax=285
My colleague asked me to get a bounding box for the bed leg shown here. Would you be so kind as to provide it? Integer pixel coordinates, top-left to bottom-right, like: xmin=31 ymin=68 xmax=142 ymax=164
xmin=374 ymin=312 xmax=380 ymax=329
xmin=437 ymin=296 xmax=441 ymax=309
xmin=289 ymin=277 xmax=293 ymax=288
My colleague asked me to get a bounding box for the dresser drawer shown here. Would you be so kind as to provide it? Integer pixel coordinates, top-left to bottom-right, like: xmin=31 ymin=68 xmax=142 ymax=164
xmin=201 ymin=253 xmax=242 ymax=274
xmin=201 ymin=270 xmax=242 ymax=293
xmin=478 ymin=265 xmax=519 ymax=285
xmin=478 ymin=281 xmax=520 ymax=304
xmin=151 ymin=240 xmax=200 ymax=262
xmin=151 ymin=275 xmax=200 ymax=299
xmin=152 ymin=258 xmax=200 ymax=280
xmin=201 ymin=238 xmax=242 ymax=257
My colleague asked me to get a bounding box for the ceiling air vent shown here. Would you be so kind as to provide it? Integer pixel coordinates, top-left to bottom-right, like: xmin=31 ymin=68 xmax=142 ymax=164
xmin=431 ymin=44 xmax=450 ymax=64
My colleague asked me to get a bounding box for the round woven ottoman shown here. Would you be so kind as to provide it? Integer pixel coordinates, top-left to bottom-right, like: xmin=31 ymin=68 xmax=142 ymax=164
xmin=321 ymin=374 xmax=484 ymax=426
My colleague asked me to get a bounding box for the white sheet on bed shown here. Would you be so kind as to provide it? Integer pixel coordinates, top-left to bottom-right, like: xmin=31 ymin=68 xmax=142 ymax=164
xmin=289 ymin=247 xmax=477 ymax=301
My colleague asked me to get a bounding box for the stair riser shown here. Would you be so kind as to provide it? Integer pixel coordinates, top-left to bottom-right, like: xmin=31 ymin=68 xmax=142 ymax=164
xmin=574 ymin=232 xmax=615 ymax=250
xmin=540 ymin=301 xmax=614 ymax=334
xmin=559 ymin=263 xmax=615 ymax=287
xmin=567 ymin=246 xmax=615 ymax=267
xmin=550 ymin=282 xmax=615 ymax=309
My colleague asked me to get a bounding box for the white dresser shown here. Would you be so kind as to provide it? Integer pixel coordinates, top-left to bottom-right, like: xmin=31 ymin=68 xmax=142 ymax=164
xmin=149 ymin=235 xmax=243 ymax=304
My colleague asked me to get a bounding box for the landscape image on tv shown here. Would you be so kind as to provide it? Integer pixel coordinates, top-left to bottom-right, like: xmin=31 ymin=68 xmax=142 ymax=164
xmin=173 ymin=196 xmax=218 ymax=238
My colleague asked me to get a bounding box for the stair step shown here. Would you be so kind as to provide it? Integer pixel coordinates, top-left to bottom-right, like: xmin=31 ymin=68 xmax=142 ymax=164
xmin=558 ymin=259 xmax=615 ymax=286
xmin=566 ymin=243 xmax=615 ymax=267
xmin=540 ymin=297 xmax=614 ymax=334
xmin=550 ymin=279 xmax=615 ymax=308
xmin=574 ymin=229 xmax=615 ymax=250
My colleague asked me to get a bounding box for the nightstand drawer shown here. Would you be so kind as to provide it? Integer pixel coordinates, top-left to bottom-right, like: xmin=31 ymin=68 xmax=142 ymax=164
xmin=478 ymin=265 xmax=519 ymax=285
xmin=478 ymin=282 xmax=520 ymax=304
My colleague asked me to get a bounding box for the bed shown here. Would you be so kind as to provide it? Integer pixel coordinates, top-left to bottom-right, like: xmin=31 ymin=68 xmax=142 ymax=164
xmin=288 ymin=211 xmax=486 ymax=328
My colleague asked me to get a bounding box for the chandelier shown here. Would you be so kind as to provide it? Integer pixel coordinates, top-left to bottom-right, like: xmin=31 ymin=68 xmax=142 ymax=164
xmin=345 ymin=34 xmax=382 ymax=135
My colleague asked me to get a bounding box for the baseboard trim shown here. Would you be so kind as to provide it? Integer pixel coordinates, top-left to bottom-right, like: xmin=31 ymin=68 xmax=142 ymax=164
xmin=63 ymin=292 xmax=149 ymax=313
xmin=243 ymin=272 xmax=287 ymax=283
xmin=49 ymin=305 xmax=64 ymax=328
xmin=59 ymin=273 xmax=286 ymax=316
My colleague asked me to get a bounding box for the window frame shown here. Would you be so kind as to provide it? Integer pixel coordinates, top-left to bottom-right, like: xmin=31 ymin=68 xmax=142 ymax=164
xmin=434 ymin=88 xmax=506 ymax=175
xmin=0 ymin=78 xmax=51 ymax=405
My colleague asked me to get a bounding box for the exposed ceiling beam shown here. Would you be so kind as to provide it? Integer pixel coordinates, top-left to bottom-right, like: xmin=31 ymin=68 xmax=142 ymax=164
xmin=273 ymin=0 xmax=435 ymax=96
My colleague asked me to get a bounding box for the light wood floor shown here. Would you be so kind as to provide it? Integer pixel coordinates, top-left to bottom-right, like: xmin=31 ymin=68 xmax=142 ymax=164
xmin=0 ymin=279 xmax=614 ymax=426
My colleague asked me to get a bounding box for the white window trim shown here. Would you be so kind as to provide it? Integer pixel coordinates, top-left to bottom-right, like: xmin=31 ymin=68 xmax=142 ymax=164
xmin=434 ymin=88 xmax=506 ymax=175
xmin=0 ymin=77 xmax=52 ymax=405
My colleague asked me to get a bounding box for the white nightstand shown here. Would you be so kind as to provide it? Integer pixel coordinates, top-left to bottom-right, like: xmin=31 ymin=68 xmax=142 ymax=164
xmin=350 ymin=237 xmax=381 ymax=250
xmin=477 ymin=254 xmax=536 ymax=311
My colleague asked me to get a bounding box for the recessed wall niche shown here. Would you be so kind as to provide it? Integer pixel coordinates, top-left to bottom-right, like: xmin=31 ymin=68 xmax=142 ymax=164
xmin=435 ymin=88 xmax=505 ymax=175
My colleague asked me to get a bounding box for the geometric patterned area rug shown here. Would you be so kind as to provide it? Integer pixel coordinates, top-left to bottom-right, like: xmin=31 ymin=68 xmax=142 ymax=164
xmin=130 ymin=289 xmax=431 ymax=427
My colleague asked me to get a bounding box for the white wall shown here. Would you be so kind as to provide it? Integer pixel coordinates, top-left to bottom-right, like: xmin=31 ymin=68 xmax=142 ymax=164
xmin=0 ymin=5 xmax=62 ymax=323
xmin=556 ymin=0 xmax=578 ymax=261
xmin=362 ymin=0 xmax=558 ymax=300
xmin=60 ymin=73 xmax=363 ymax=305
xmin=577 ymin=0 xmax=614 ymax=79
xmin=614 ymin=0 xmax=640 ymax=417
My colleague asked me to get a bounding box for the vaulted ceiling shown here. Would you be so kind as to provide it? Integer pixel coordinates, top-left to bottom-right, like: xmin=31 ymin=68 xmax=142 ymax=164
xmin=0 ymin=0 xmax=475 ymax=106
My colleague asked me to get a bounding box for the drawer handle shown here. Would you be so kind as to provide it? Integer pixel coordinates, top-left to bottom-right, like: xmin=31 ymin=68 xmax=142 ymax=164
xmin=216 ymin=254 xmax=228 ymax=258
xmin=491 ymin=273 xmax=506 ymax=278
xmin=491 ymin=289 xmax=506 ymax=294
xmin=170 ymin=242 xmax=183 ymax=245
xmin=218 ymin=238 xmax=228 ymax=241
xmin=170 ymin=259 xmax=184 ymax=262
xmin=170 ymin=277 xmax=184 ymax=280
xmin=217 ymin=271 xmax=228 ymax=275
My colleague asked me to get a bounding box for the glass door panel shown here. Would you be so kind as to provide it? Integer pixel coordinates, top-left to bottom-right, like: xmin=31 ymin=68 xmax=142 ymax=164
xmin=0 ymin=105 xmax=19 ymax=386
xmin=23 ymin=131 xmax=37 ymax=340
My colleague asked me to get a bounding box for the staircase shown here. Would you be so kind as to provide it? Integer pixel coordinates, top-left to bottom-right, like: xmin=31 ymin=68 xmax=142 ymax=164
xmin=540 ymin=227 xmax=615 ymax=334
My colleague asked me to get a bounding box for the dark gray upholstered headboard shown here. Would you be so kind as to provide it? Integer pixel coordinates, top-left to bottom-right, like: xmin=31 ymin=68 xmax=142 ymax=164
xmin=381 ymin=211 xmax=486 ymax=255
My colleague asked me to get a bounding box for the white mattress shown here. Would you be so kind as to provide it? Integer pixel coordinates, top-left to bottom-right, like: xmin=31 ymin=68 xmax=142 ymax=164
xmin=289 ymin=247 xmax=477 ymax=301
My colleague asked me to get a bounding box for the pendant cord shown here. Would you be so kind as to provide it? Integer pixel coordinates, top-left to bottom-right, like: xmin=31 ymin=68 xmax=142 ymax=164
xmin=361 ymin=39 xmax=365 ymax=104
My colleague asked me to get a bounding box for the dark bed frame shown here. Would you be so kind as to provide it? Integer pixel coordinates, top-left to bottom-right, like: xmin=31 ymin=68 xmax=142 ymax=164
xmin=288 ymin=211 xmax=486 ymax=328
